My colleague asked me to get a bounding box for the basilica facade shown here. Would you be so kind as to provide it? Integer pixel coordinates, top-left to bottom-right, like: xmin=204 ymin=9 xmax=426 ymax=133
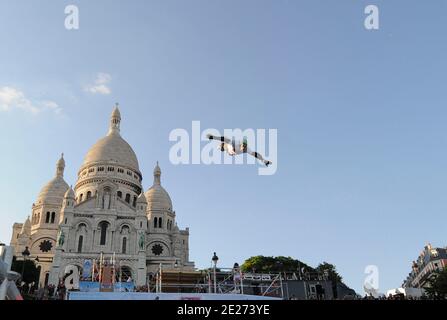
xmin=10 ymin=106 xmax=194 ymax=287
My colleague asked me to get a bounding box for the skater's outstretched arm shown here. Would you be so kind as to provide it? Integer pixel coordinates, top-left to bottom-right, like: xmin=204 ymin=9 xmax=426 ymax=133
xmin=206 ymin=134 xmax=231 ymax=144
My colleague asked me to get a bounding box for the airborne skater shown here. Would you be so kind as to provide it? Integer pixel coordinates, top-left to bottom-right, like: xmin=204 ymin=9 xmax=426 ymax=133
xmin=207 ymin=134 xmax=272 ymax=167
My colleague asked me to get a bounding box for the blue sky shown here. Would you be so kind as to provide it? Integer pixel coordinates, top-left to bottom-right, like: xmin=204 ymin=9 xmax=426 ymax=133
xmin=1 ymin=0 xmax=446 ymax=294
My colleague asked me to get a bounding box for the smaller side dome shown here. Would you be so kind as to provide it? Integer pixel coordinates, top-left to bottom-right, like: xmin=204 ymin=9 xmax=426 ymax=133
xmin=37 ymin=155 xmax=70 ymax=205
xmin=137 ymin=192 xmax=147 ymax=204
xmin=20 ymin=216 xmax=31 ymax=236
xmin=145 ymin=162 xmax=173 ymax=212
xmin=64 ymin=186 xmax=75 ymax=199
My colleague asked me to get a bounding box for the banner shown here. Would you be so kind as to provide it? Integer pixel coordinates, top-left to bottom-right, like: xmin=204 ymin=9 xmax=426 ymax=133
xmin=79 ymin=281 xmax=135 ymax=292
xmin=100 ymin=266 xmax=114 ymax=292
xmin=82 ymin=260 xmax=92 ymax=280
xmin=79 ymin=281 xmax=100 ymax=292
xmin=69 ymin=291 xmax=279 ymax=300
xmin=114 ymin=282 xmax=136 ymax=292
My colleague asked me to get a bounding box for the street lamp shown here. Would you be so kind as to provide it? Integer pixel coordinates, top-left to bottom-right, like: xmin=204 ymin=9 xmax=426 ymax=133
xmin=212 ymin=252 xmax=218 ymax=294
xmin=21 ymin=246 xmax=30 ymax=282
xmin=174 ymin=260 xmax=179 ymax=268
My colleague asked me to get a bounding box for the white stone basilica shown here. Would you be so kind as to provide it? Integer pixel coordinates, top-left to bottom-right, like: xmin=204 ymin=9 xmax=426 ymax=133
xmin=10 ymin=106 xmax=194 ymax=287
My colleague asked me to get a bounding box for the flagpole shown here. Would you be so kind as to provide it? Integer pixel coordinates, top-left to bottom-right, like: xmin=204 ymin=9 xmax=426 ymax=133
xmin=92 ymin=259 xmax=95 ymax=282
xmin=159 ymin=263 xmax=162 ymax=293
xmin=114 ymin=253 xmax=116 ymax=288
xmin=99 ymin=252 xmax=103 ymax=283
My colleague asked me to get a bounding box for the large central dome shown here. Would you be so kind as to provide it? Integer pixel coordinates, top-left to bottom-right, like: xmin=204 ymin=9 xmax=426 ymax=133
xmin=83 ymin=133 xmax=140 ymax=171
xmin=81 ymin=106 xmax=140 ymax=172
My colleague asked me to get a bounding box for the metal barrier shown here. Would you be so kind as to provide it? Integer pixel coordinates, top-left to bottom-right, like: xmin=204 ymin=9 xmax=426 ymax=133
xmin=149 ymin=268 xmax=285 ymax=299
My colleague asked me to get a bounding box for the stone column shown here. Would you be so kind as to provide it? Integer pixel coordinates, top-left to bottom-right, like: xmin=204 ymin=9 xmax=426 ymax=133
xmin=49 ymin=248 xmax=63 ymax=286
xmin=136 ymin=252 xmax=146 ymax=286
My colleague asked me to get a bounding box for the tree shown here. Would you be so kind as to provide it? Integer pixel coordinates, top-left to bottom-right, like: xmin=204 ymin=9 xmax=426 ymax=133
xmin=425 ymin=268 xmax=447 ymax=299
xmin=316 ymin=262 xmax=342 ymax=283
xmin=241 ymin=256 xmax=355 ymax=299
xmin=316 ymin=262 xmax=343 ymax=298
xmin=10 ymin=256 xmax=40 ymax=285
xmin=241 ymin=256 xmax=315 ymax=274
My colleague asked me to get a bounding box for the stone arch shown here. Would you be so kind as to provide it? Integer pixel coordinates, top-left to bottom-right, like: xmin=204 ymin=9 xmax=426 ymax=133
xmin=30 ymin=236 xmax=57 ymax=254
xmin=75 ymin=223 xmax=88 ymax=253
xmin=117 ymin=222 xmax=134 ymax=234
xmin=71 ymin=220 xmax=92 ymax=253
xmin=117 ymin=264 xmax=134 ymax=282
xmin=98 ymin=220 xmax=111 ymax=246
xmin=97 ymin=180 xmax=119 ymax=209
xmin=95 ymin=218 xmax=114 ymax=229
xmin=74 ymin=219 xmax=93 ymax=230
xmin=116 ymin=223 xmax=135 ymax=254
xmin=31 ymin=236 xmax=57 ymax=246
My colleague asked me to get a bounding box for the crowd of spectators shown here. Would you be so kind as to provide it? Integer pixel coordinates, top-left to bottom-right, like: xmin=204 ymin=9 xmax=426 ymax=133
xmin=19 ymin=280 xmax=66 ymax=300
